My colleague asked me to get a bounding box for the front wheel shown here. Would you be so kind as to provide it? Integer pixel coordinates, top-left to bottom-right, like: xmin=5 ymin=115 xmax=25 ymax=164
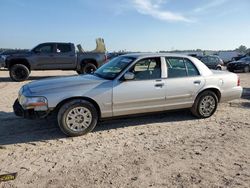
xmin=191 ymin=91 xmax=218 ymax=118
xmin=9 ymin=64 xmax=30 ymax=82
xmin=57 ymin=99 xmax=98 ymax=137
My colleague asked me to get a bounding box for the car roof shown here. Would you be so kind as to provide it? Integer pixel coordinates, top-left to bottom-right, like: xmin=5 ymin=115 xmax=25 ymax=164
xmin=39 ymin=42 xmax=73 ymax=45
xmin=121 ymin=52 xmax=191 ymax=59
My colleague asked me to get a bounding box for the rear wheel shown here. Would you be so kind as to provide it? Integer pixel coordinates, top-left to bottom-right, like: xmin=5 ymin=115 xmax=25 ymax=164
xmin=9 ymin=64 xmax=30 ymax=82
xmin=57 ymin=99 xmax=98 ymax=137
xmin=77 ymin=63 xmax=97 ymax=74
xmin=191 ymin=91 xmax=218 ymax=118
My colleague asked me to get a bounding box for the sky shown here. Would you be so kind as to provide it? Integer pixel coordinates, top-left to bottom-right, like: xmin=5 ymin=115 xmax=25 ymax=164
xmin=0 ymin=0 xmax=249 ymax=51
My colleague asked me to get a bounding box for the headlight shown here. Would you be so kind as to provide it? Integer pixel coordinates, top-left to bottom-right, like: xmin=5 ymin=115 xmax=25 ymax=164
xmin=19 ymin=95 xmax=48 ymax=111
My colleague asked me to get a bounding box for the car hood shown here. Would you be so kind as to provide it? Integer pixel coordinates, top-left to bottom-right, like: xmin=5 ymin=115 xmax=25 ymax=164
xmin=26 ymin=74 xmax=107 ymax=94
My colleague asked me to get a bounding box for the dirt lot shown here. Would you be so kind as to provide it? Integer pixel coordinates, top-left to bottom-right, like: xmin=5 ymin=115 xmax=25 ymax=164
xmin=0 ymin=69 xmax=250 ymax=188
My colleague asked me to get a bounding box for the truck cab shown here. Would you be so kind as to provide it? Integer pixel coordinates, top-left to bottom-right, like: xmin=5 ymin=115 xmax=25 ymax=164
xmin=30 ymin=42 xmax=77 ymax=70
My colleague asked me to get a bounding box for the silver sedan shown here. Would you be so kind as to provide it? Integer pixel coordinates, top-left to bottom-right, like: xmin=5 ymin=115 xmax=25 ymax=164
xmin=14 ymin=53 xmax=243 ymax=136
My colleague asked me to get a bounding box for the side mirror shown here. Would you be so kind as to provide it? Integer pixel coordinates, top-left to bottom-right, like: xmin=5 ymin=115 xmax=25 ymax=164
xmin=124 ymin=72 xmax=135 ymax=80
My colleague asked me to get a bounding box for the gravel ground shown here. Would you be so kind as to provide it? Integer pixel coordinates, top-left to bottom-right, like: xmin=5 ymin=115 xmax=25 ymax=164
xmin=0 ymin=70 xmax=250 ymax=188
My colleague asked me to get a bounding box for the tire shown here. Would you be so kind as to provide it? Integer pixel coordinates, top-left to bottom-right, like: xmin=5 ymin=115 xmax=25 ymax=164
xmin=9 ymin=64 xmax=30 ymax=82
xmin=57 ymin=99 xmax=98 ymax=137
xmin=243 ymin=66 xmax=249 ymax=73
xmin=77 ymin=63 xmax=97 ymax=74
xmin=191 ymin=91 xmax=218 ymax=118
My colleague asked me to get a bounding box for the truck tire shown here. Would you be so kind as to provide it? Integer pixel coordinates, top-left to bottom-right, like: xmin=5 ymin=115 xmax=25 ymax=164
xmin=191 ymin=91 xmax=218 ymax=118
xmin=57 ymin=99 xmax=98 ymax=137
xmin=77 ymin=63 xmax=97 ymax=74
xmin=9 ymin=64 xmax=30 ymax=82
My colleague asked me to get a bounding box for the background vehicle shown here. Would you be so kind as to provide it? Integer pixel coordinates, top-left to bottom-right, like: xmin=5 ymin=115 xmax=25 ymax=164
xmin=14 ymin=53 xmax=242 ymax=137
xmin=198 ymin=55 xmax=224 ymax=70
xmin=215 ymin=51 xmax=242 ymax=63
xmin=231 ymin=52 xmax=250 ymax=61
xmin=227 ymin=57 xmax=250 ymax=73
xmin=5 ymin=38 xmax=107 ymax=81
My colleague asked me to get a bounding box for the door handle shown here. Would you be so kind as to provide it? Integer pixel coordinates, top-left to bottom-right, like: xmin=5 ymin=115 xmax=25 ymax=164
xmin=193 ymin=80 xmax=201 ymax=85
xmin=155 ymin=83 xmax=164 ymax=88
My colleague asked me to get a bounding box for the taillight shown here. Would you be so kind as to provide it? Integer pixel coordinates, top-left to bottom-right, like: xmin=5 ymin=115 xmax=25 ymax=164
xmin=237 ymin=76 xmax=240 ymax=86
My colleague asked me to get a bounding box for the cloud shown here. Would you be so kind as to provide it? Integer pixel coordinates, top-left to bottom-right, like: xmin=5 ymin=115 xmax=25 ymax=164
xmin=194 ymin=0 xmax=229 ymax=13
xmin=131 ymin=0 xmax=192 ymax=22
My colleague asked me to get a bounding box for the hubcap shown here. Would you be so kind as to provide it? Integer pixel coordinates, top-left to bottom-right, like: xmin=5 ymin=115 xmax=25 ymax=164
xmin=199 ymin=96 xmax=216 ymax=117
xmin=66 ymin=107 xmax=92 ymax=132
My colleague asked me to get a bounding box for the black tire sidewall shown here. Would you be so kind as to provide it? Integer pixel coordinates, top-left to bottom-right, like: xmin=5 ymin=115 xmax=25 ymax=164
xmin=57 ymin=100 xmax=98 ymax=137
xmin=10 ymin=64 xmax=30 ymax=82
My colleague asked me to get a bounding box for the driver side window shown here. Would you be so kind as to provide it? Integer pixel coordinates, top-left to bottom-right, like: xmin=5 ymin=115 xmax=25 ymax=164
xmin=129 ymin=58 xmax=161 ymax=80
xmin=35 ymin=44 xmax=53 ymax=53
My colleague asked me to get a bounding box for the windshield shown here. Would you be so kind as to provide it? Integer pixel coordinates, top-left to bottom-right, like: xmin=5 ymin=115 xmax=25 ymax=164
xmin=94 ymin=56 xmax=135 ymax=80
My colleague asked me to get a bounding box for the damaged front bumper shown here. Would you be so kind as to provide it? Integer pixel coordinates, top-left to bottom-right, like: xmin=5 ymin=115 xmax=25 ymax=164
xmin=13 ymin=99 xmax=50 ymax=119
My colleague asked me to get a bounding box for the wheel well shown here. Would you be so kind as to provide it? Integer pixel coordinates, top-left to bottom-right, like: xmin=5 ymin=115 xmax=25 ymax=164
xmin=81 ymin=59 xmax=98 ymax=68
xmin=9 ymin=59 xmax=30 ymax=70
xmin=54 ymin=97 xmax=101 ymax=118
xmin=198 ymin=88 xmax=221 ymax=102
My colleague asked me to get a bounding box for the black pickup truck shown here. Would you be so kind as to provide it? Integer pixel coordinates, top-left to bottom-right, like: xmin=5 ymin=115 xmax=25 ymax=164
xmin=5 ymin=39 xmax=107 ymax=81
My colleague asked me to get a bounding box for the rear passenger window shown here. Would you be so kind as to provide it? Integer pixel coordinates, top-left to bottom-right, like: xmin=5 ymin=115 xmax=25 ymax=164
xmin=184 ymin=59 xmax=200 ymax=76
xmin=166 ymin=57 xmax=199 ymax=78
xmin=166 ymin=58 xmax=187 ymax=78
xmin=56 ymin=44 xmax=72 ymax=53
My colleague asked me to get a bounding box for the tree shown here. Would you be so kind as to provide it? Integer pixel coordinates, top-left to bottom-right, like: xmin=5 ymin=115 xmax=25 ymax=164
xmin=235 ymin=45 xmax=248 ymax=53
